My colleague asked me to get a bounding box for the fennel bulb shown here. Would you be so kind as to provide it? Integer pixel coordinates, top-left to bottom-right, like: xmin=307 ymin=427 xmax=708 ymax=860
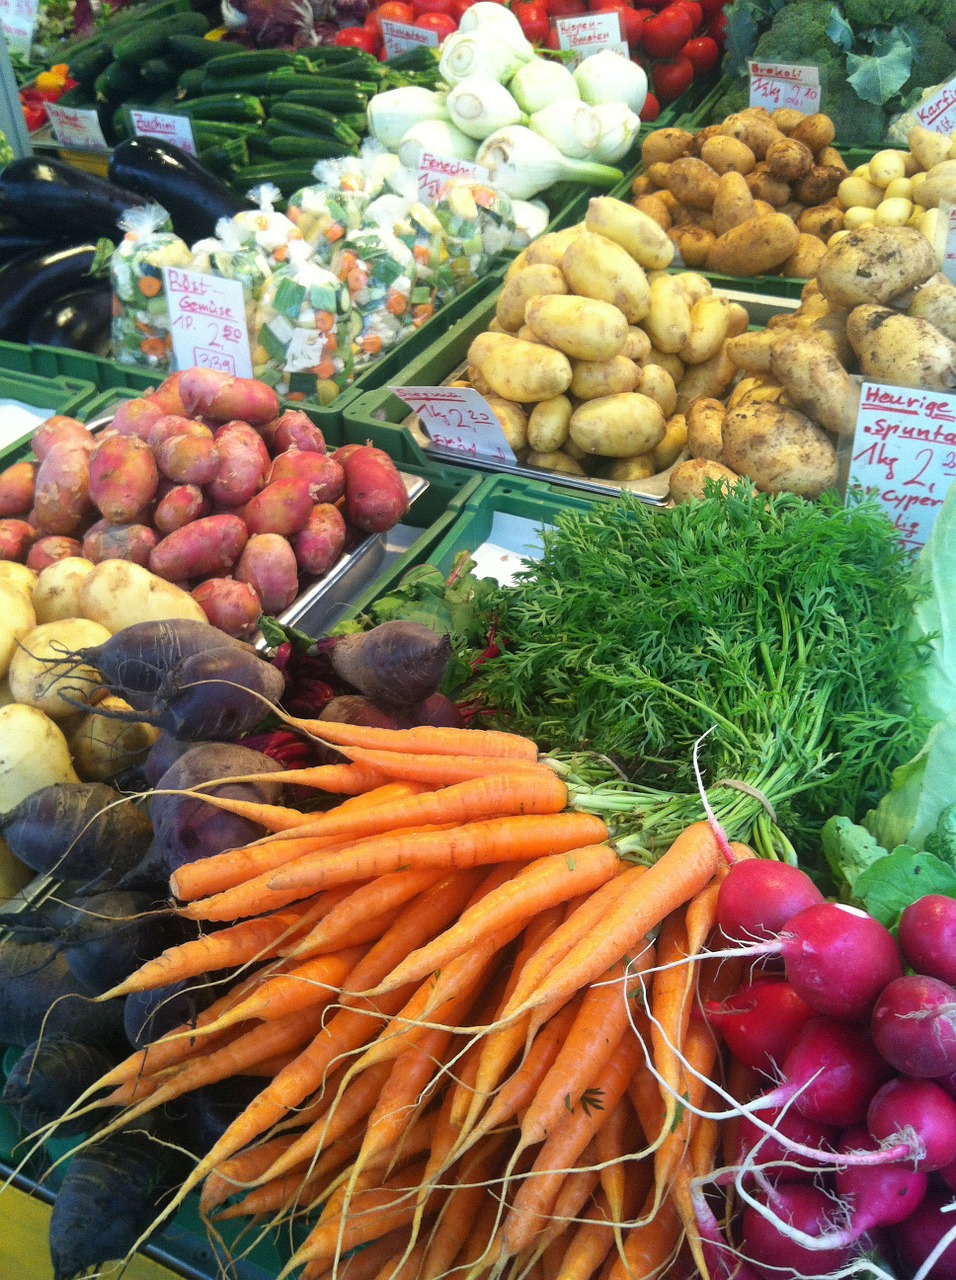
xmin=439 ymin=31 xmax=526 ymax=87
xmin=367 ymin=87 xmax=449 ymax=151
xmin=447 ymin=77 xmax=526 ymax=140
xmin=529 ymin=100 xmax=601 ymax=159
xmin=398 ymin=119 xmax=479 ymax=168
xmin=475 ymin=125 xmax=623 ymax=199
xmin=510 ymin=198 xmax=550 ymax=248
xmin=574 ymin=50 xmax=647 ymax=114
xmin=457 ymin=3 xmax=535 ymax=57
xmin=510 ymin=58 xmax=579 ymax=114
xmin=590 ymin=102 xmax=642 ymax=163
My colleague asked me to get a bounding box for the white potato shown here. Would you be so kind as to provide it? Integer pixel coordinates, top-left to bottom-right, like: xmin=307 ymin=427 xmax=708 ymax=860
xmin=0 ymin=581 xmax=36 ymax=678
xmin=67 ymin=695 xmax=160 ymax=782
xmin=0 ymin=563 xmax=37 ymax=596
xmin=32 ymin=557 xmax=97 ymax=625
xmin=0 ymin=703 xmax=79 ymax=812
xmin=9 ymin=618 xmax=111 ymax=720
xmin=78 ymin=560 xmax=207 ymax=634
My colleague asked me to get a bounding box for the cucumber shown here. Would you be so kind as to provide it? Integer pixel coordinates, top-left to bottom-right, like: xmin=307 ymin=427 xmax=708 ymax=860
xmin=266 ymin=135 xmax=356 ymax=160
xmin=166 ymin=35 xmax=234 ymax=67
xmin=56 ymin=84 xmax=97 ymax=108
xmin=66 ymin=43 xmax=111 ymax=86
xmin=140 ymin=58 xmax=179 ymax=91
xmin=94 ymin=60 xmax=141 ymax=103
xmin=113 ymin=23 xmax=170 ymax=65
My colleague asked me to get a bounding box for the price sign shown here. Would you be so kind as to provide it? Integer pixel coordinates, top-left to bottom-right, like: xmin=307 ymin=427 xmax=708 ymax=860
xmin=748 ymin=61 xmax=821 ymax=114
xmin=848 ymin=381 xmax=956 ymax=550
xmin=915 ymin=77 xmax=956 ymax=135
xmin=934 ymin=199 xmax=956 ymax=285
xmin=130 ymin=109 xmax=196 ymax=156
xmin=381 ymin=18 xmax=438 ymax=59
xmin=417 ymin=151 xmax=490 ymax=203
xmin=163 ymin=268 xmax=253 ymax=379
xmin=392 ymin=385 xmax=518 ymax=464
xmin=0 ymin=0 xmax=37 ymax=55
xmin=555 ymin=13 xmax=628 ymax=65
xmin=45 ymin=103 xmax=109 ymax=151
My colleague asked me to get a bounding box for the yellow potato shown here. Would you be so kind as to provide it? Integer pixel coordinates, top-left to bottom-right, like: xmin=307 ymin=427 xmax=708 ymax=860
xmin=570 ymin=355 xmax=641 ymax=400
xmin=468 ymin=331 xmax=573 ymax=401
xmin=485 ymin=396 xmax=528 ymax=451
xmin=770 ymin=331 xmax=860 ymax=435
xmin=651 ymin=412 xmax=688 ymax=470
xmin=722 ymin=401 xmax=838 ymax=497
xmin=569 ymin=393 xmax=666 ymax=458
xmin=670 ymin=457 xmax=742 ymax=503
xmin=680 ymin=296 xmax=731 ymax=365
xmin=0 ymin=581 xmax=36 ymax=678
xmin=624 ymin=326 xmax=652 ymax=362
xmin=725 ymin=303 xmax=750 ymax=338
xmin=0 ymin=563 xmax=36 ymax=596
xmin=816 ymin=225 xmax=938 ymax=308
xmin=780 ymin=233 xmax=827 ymax=279
xmin=78 ymin=561 xmax=206 ymax=633
xmin=675 ymin=349 xmax=737 ymax=412
xmin=523 ymin=225 xmax=584 ymax=268
xmin=666 ymin=156 xmax=720 ymax=210
xmin=713 ymin=171 xmax=756 ymax=237
xmin=31 ymin=557 xmax=96 ymax=625
xmin=562 ymin=231 xmax=651 ymax=324
xmin=643 ymin=275 xmax=692 ymax=354
xmin=726 ymin=328 xmax=777 ymax=374
xmin=600 ymin=454 xmax=657 ymax=482
xmin=669 ymin=226 xmax=716 ymax=269
xmin=671 ymin=272 xmax=712 ymax=305
xmin=585 ymin=197 xmax=675 ymax=271
xmin=9 ymin=618 xmax=111 ymax=720
xmin=700 ymin=135 xmax=756 ymax=176
xmin=525 ymin=450 xmax=587 ymax=476
xmin=909 ymin=124 xmax=953 ymax=172
xmin=524 ymin=295 xmax=629 ymax=362
xmin=843 ymin=206 xmax=876 ymax=229
xmin=687 ymin=396 xmax=727 ymax=460
xmin=638 ymin=363 xmax=677 ymax=417
xmin=705 ymin=212 xmax=800 ymax=276
xmin=640 ymin=127 xmax=695 ymax=168
xmin=527 ymin=395 xmax=573 ymax=453
xmin=643 ymin=347 xmax=685 ymax=384
xmin=874 ymin=197 xmax=914 ymax=227
xmin=869 ymin=150 xmax=907 ymax=189
xmin=67 ymin=695 xmax=159 ymax=782
xmin=495 ymin=264 xmax=567 ymax=332
xmin=838 ymin=176 xmax=884 ymax=210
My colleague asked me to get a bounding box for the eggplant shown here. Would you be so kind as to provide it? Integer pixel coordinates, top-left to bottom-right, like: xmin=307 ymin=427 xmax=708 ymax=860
xmin=0 ymin=157 xmax=150 ymax=240
xmin=0 ymin=242 xmax=113 ymax=343
xmin=27 ymin=284 xmax=114 ymax=355
xmin=108 ymin=137 xmax=254 ymax=244
xmin=0 ymin=210 xmax=71 ymax=267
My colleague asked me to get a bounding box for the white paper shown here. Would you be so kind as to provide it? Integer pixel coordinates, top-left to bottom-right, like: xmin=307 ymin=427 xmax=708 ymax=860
xmin=748 ymin=61 xmax=821 ymax=114
xmin=0 ymin=0 xmax=37 ymax=55
xmin=556 ymin=13 xmax=628 ymax=65
xmin=45 ymin=103 xmax=109 ymax=151
xmin=915 ymin=77 xmax=956 ymax=136
xmin=392 ymin=384 xmax=518 ymax=464
xmin=381 ymin=18 xmax=438 ymax=58
xmin=416 ymin=151 xmax=490 ymax=203
xmin=936 ymin=200 xmax=956 ymax=284
xmin=163 ymin=267 xmax=253 ymax=379
xmin=130 ymin=109 xmax=197 ymax=156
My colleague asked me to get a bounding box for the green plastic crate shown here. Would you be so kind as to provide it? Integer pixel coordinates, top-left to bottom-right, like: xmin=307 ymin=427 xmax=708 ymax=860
xmin=0 ymin=369 xmax=98 ymax=463
xmin=0 ymin=342 xmax=163 ymax=396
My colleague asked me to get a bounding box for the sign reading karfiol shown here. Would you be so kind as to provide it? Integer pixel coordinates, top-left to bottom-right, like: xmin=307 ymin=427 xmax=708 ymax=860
xmin=45 ymin=102 xmax=109 ymax=151
xmin=555 ymin=12 xmax=628 ymax=64
xmin=0 ymin=0 xmax=38 ymax=55
xmin=393 ymin=385 xmax=518 ymax=463
xmin=130 ymin=109 xmax=197 ymax=156
xmin=915 ymin=77 xmax=956 ymax=136
xmin=848 ymin=380 xmax=956 ymax=550
xmin=381 ymin=18 xmax=438 ymax=58
xmin=163 ymin=267 xmax=253 ymax=379
xmin=748 ymin=61 xmax=821 ymax=114
xmin=416 ymin=151 xmax=490 ymax=203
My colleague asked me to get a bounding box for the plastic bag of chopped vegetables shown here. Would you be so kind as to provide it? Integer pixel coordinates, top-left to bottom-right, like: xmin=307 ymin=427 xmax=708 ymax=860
xmin=110 ymin=204 xmax=190 ymax=369
xmin=331 ymin=227 xmax=417 ymax=370
xmin=190 ymin=218 xmax=274 ymax=339
xmin=409 ymin=178 xmax=515 ymax=310
xmin=230 ymin=182 xmax=306 ymax=270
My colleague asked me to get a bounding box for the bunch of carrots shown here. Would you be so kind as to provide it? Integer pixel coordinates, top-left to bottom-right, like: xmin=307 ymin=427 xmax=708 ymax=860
xmin=39 ymin=720 xmax=751 ymax=1280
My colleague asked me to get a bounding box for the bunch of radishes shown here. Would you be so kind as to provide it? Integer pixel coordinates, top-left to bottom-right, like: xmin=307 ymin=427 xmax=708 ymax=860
xmin=699 ymin=861 xmax=956 ymax=1280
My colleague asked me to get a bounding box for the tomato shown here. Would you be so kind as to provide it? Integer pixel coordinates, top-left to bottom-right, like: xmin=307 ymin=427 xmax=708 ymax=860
xmin=334 ymin=25 xmax=380 ymax=50
xmin=450 ymin=0 xmax=472 ymax=18
xmin=514 ymin=0 xmax=550 ymax=41
xmin=376 ymin=1 xmax=416 ymax=22
xmin=590 ymin=0 xmax=645 ymax=46
xmin=652 ymin=53 xmax=694 ymax=101
xmin=697 ymin=0 xmax=724 ymax=17
xmin=707 ymin=9 xmax=727 ymax=43
xmin=547 ymin=0 xmax=587 ymax=17
xmin=681 ymin=33 xmax=718 ymax=72
xmin=639 ymin=90 xmax=660 ymax=121
xmin=414 ymin=0 xmax=456 ymax=13
xmin=413 ymin=10 xmax=458 ymax=36
xmin=641 ymin=3 xmax=693 ymax=56
xmin=673 ymin=0 xmax=702 ymax=29
xmin=545 ymin=24 xmax=561 ymax=47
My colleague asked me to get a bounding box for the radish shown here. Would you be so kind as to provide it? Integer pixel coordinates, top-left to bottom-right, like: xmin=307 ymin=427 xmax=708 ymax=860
xmin=899 ymin=895 xmax=956 ymax=986
xmin=834 ymin=1125 xmax=929 ymax=1231
xmin=717 ymin=859 xmax=824 ymax=941
xmin=894 ymin=1187 xmax=956 ymax=1280
xmin=867 ymin=1078 xmax=956 ymax=1172
xmin=706 ymin=979 xmax=816 ymax=1076
xmin=735 ymin=1107 xmax=837 ymax=1184
xmin=871 ymin=975 xmax=956 ymax=1078
xmin=740 ymin=1182 xmax=857 ymax=1280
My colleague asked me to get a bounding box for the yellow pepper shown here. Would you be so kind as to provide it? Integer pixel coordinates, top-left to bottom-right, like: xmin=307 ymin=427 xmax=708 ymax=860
xmin=34 ymin=64 xmax=69 ymax=92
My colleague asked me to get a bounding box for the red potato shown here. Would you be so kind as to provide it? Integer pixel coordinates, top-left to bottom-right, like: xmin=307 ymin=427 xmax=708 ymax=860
xmin=149 ymin=513 xmax=248 ymax=582
xmin=154 ymin=424 xmax=220 ymax=486
xmin=241 ymin=477 xmax=313 ymax=537
xmin=147 ymin=414 xmax=203 ymax=453
xmin=340 ymin=445 xmax=409 ymax=533
xmin=0 ymin=461 xmax=36 ymax=517
xmin=291 ymin=502 xmax=346 ymax=576
xmin=270 ymin=409 xmax=327 ymax=455
xmin=27 ymin=535 xmax=83 ymax=570
xmin=178 ymin=368 xmax=280 ymax=425
xmin=154 ymin=484 xmax=209 ymax=534
xmin=111 ymin=398 xmax=166 ymax=441
xmin=146 ymin=371 xmax=187 ymax=416
xmin=32 ymin=442 xmax=93 ymax=535
xmin=0 ymin=518 xmax=37 ymax=561
xmin=235 ymin=533 xmax=299 ymax=614
xmin=207 ymin=422 xmax=270 ymax=508
xmin=191 ymin=577 xmax=262 ymax=639
xmin=82 ymin=520 xmax=158 ymax=567
xmin=31 ymin=416 xmax=93 ymax=463
xmin=268 ymin=449 xmax=345 ymax=503
xmin=89 ymin=435 xmax=160 ymax=525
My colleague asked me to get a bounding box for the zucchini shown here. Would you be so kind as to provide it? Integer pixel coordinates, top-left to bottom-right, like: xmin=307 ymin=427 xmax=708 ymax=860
xmin=263 ymin=85 xmax=371 ymax=111
xmin=55 ymin=84 xmax=97 ymax=108
xmin=94 ymin=60 xmax=141 ymax=103
xmin=176 ymin=66 xmax=208 ymax=95
xmin=191 ymin=121 xmax=258 ymax=144
xmin=113 ymin=23 xmax=170 ymax=65
xmin=169 ymin=93 xmax=266 ymax=122
xmin=66 ymin=44 xmax=111 ymax=86
xmin=202 ymin=49 xmax=306 ymax=77
xmin=140 ymin=58 xmax=179 ymax=90
xmin=231 ymin=161 xmax=317 ymax=195
xmin=166 ymin=35 xmax=234 ymax=67
xmin=268 ymin=101 xmax=361 ymax=145
xmin=266 ymin=135 xmax=356 ymax=161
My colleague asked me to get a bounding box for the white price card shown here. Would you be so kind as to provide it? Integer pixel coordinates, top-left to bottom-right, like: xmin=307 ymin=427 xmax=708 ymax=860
xmin=555 ymin=13 xmax=628 ymax=65
xmin=0 ymin=0 xmax=37 ymax=56
xmin=392 ymin=385 xmax=518 ymax=464
xmin=749 ymin=61 xmax=821 ymax=114
xmin=934 ymin=199 xmax=956 ymax=284
xmin=417 ymin=150 xmax=490 ymax=202
xmin=915 ymin=77 xmax=956 ymax=135
xmin=45 ymin=102 xmax=109 ymax=151
xmin=163 ymin=268 xmax=253 ymax=379
xmin=130 ymin=109 xmax=196 ymax=156
xmin=848 ymin=381 xmax=956 ymax=550
xmin=381 ymin=18 xmax=438 ymax=59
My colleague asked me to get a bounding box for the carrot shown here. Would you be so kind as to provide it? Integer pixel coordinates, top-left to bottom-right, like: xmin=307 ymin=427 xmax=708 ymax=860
xmin=306 ymin=1228 xmax=415 ymax=1280
xmin=199 ymin=760 xmax=392 ymax=795
xmin=360 ymin=845 xmax=619 ymax=1000
xmin=370 ymin=1241 xmax=428 ymax=1280
xmin=648 ymin=910 xmax=695 ymax=1151
xmin=419 ymin=1135 xmax=508 ymax=1280
xmin=199 ymin=1134 xmax=300 ymax=1218
xmin=315 ymin=746 xmax=548 ymax=786
xmin=607 ymin=1186 xmax=683 ymax=1280
xmin=289 ymin=720 xmax=539 ymax=762
xmin=557 ymin=1177 xmax=649 ymax=1280
xmin=213 ymin=1158 xmax=330 ymax=1222
xmin=594 ymin=1093 xmax=641 ymax=1233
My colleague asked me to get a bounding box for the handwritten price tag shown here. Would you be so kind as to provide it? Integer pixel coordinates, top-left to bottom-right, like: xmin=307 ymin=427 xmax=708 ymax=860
xmin=417 ymin=150 xmax=490 ymax=203
xmin=934 ymin=199 xmax=956 ymax=285
xmin=163 ymin=268 xmax=253 ymax=379
xmin=555 ymin=13 xmax=628 ymax=65
xmin=749 ymin=61 xmax=821 ymax=114
xmin=848 ymin=381 xmax=956 ymax=550
xmin=130 ymin=110 xmax=196 ymax=156
xmin=0 ymin=0 xmax=37 ymax=55
xmin=45 ymin=103 xmax=108 ymax=151
xmin=381 ymin=18 xmax=438 ymax=59
xmin=392 ymin=385 xmax=517 ymax=464
xmin=915 ymin=77 xmax=956 ymax=135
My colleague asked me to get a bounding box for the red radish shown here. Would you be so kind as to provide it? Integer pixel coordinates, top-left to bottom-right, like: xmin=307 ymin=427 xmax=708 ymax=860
xmin=758 ymin=1018 xmax=893 ymax=1127
xmin=705 ymin=979 xmax=816 ymax=1076
xmin=867 ymin=1078 xmax=956 ymax=1172
xmin=741 ymin=1183 xmax=857 ymax=1280
xmin=894 ymin=1187 xmax=956 ymax=1280
xmin=716 ymin=859 xmax=824 ymax=942
xmin=898 ymin=895 xmax=956 ymax=986
xmin=871 ymin=975 xmax=956 ymax=1078
xmin=735 ymin=1107 xmax=837 ymax=1183
xmin=938 ymin=1156 xmax=956 ymax=1193
xmin=834 ymin=1125 xmax=929 ymax=1231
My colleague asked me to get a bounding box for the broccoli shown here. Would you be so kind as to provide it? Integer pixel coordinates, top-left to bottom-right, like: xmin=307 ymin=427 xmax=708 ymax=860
xmin=752 ymin=0 xmax=839 ymax=64
xmin=818 ymin=60 xmax=889 ymax=145
xmin=707 ymin=76 xmax=749 ymax=124
xmin=843 ymin=0 xmax=956 ymax=33
xmin=900 ymin=16 xmax=956 ymax=99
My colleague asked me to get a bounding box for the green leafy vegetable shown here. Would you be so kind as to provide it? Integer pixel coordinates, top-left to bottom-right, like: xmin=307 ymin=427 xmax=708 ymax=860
xmin=846 ymin=27 xmax=913 ymax=104
xmin=826 ymin=6 xmax=855 ymax=49
xmin=822 ymin=814 xmax=889 ymax=898
xmin=853 ymin=849 xmax=956 ymax=926
xmin=925 ymin=802 xmax=956 ymax=867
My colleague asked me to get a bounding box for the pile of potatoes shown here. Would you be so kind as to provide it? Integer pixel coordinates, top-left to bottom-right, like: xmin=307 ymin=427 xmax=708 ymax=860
xmin=669 ymin=222 xmax=956 ymax=503
xmin=454 ymin=197 xmax=752 ymax=486
xmin=632 ymin=109 xmax=851 ymax=278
